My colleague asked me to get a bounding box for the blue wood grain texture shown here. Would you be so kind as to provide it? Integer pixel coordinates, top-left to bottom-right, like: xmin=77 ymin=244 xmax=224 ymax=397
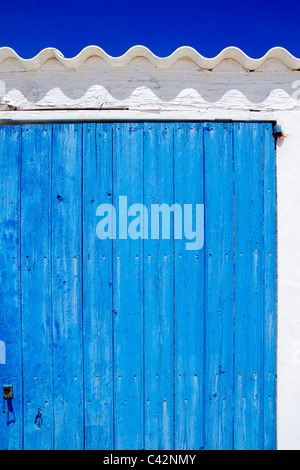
xmin=0 ymin=126 xmax=22 ymax=449
xmin=143 ymin=123 xmax=174 ymax=450
xmin=52 ymin=124 xmax=84 ymax=449
xmin=174 ymin=123 xmax=204 ymax=450
xmin=83 ymin=123 xmax=113 ymax=449
xmin=262 ymin=123 xmax=277 ymax=450
xmin=0 ymin=122 xmax=277 ymax=450
xmin=204 ymin=122 xmax=235 ymax=449
xmin=21 ymin=125 xmax=53 ymax=449
xmin=234 ymin=122 xmax=264 ymax=450
xmin=113 ymin=123 xmax=144 ymax=450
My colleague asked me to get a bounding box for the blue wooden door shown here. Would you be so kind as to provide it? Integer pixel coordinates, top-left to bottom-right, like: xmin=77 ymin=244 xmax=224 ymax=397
xmin=0 ymin=122 xmax=276 ymax=450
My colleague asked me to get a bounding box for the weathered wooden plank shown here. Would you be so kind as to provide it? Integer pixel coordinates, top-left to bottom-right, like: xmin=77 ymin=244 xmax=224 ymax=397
xmin=82 ymin=123 xmax=113 ymax=449
xmin=204 ymin=122 xmax=234 ymax=450
xmin=143 ymin=122 xmax=174 ymax=450
xmin=21 ymin=125 xmax=53 ymax=449
xmin=174 ymin=122 xmax=204 ymax=450
xmin=52 ymin=124 xmax=84 ymax=449
xmin=0 ymin=125 xmax=23 ymax=449
xmin=113 ymin=123 xmax=144 ymax=450
xmin=234 ymin=122 xmax=264 ymax=450
xmin=262 ymin=123 xmax=277 ymax=450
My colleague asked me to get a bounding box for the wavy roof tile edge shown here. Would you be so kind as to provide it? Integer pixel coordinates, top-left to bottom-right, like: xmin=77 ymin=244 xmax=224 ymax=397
xmin=0 ymin=45 xmax=300 ymax=71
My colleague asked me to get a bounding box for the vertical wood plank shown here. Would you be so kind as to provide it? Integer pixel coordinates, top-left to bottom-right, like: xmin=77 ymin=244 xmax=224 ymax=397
xmin=174 ymin=122 xmax=204 ymax=450
xmin=113 ymin=123 xmax=144 ymax=450
xmin=21 ymin=125 xmax=53 ymax=449
xmin=234 ymin=122 xmax=264 ymax=450
xmin=83 ymin=123 xmax=113 ymax=449
xmin=52 ymin=124 xmax=84 ymax=450
xmin=262 ymin=123 xmax=277 ymax=450
xmin=204 ymin=122 xmax=234 ymax=450
xmin=0 ymin=125 xmax=23 ymax=450
xmin=143 ymin=122 xmax=174 ymax=450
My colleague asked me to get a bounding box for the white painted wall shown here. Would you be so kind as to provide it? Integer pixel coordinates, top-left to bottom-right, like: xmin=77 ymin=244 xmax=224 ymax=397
xmin=1 ymin=48 xmax=300 ymax=450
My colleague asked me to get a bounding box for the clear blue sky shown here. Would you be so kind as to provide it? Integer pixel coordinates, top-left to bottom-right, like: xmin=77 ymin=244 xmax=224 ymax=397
xmin=1 ymin=0 xmax=300 ymax=58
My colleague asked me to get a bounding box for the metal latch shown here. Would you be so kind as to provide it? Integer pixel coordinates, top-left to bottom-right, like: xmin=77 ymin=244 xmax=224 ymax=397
xmin=273 ymin=125 xmax=284 ymax=140
xmin=3 ymin=385 xmax=13 ymax=399
xmin=2 ymin=385 xmax=13 ymax=414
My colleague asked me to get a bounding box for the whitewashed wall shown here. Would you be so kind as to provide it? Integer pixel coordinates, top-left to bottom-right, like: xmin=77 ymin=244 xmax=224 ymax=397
xmin=1 ymin=47 xmax=300 ymax=450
